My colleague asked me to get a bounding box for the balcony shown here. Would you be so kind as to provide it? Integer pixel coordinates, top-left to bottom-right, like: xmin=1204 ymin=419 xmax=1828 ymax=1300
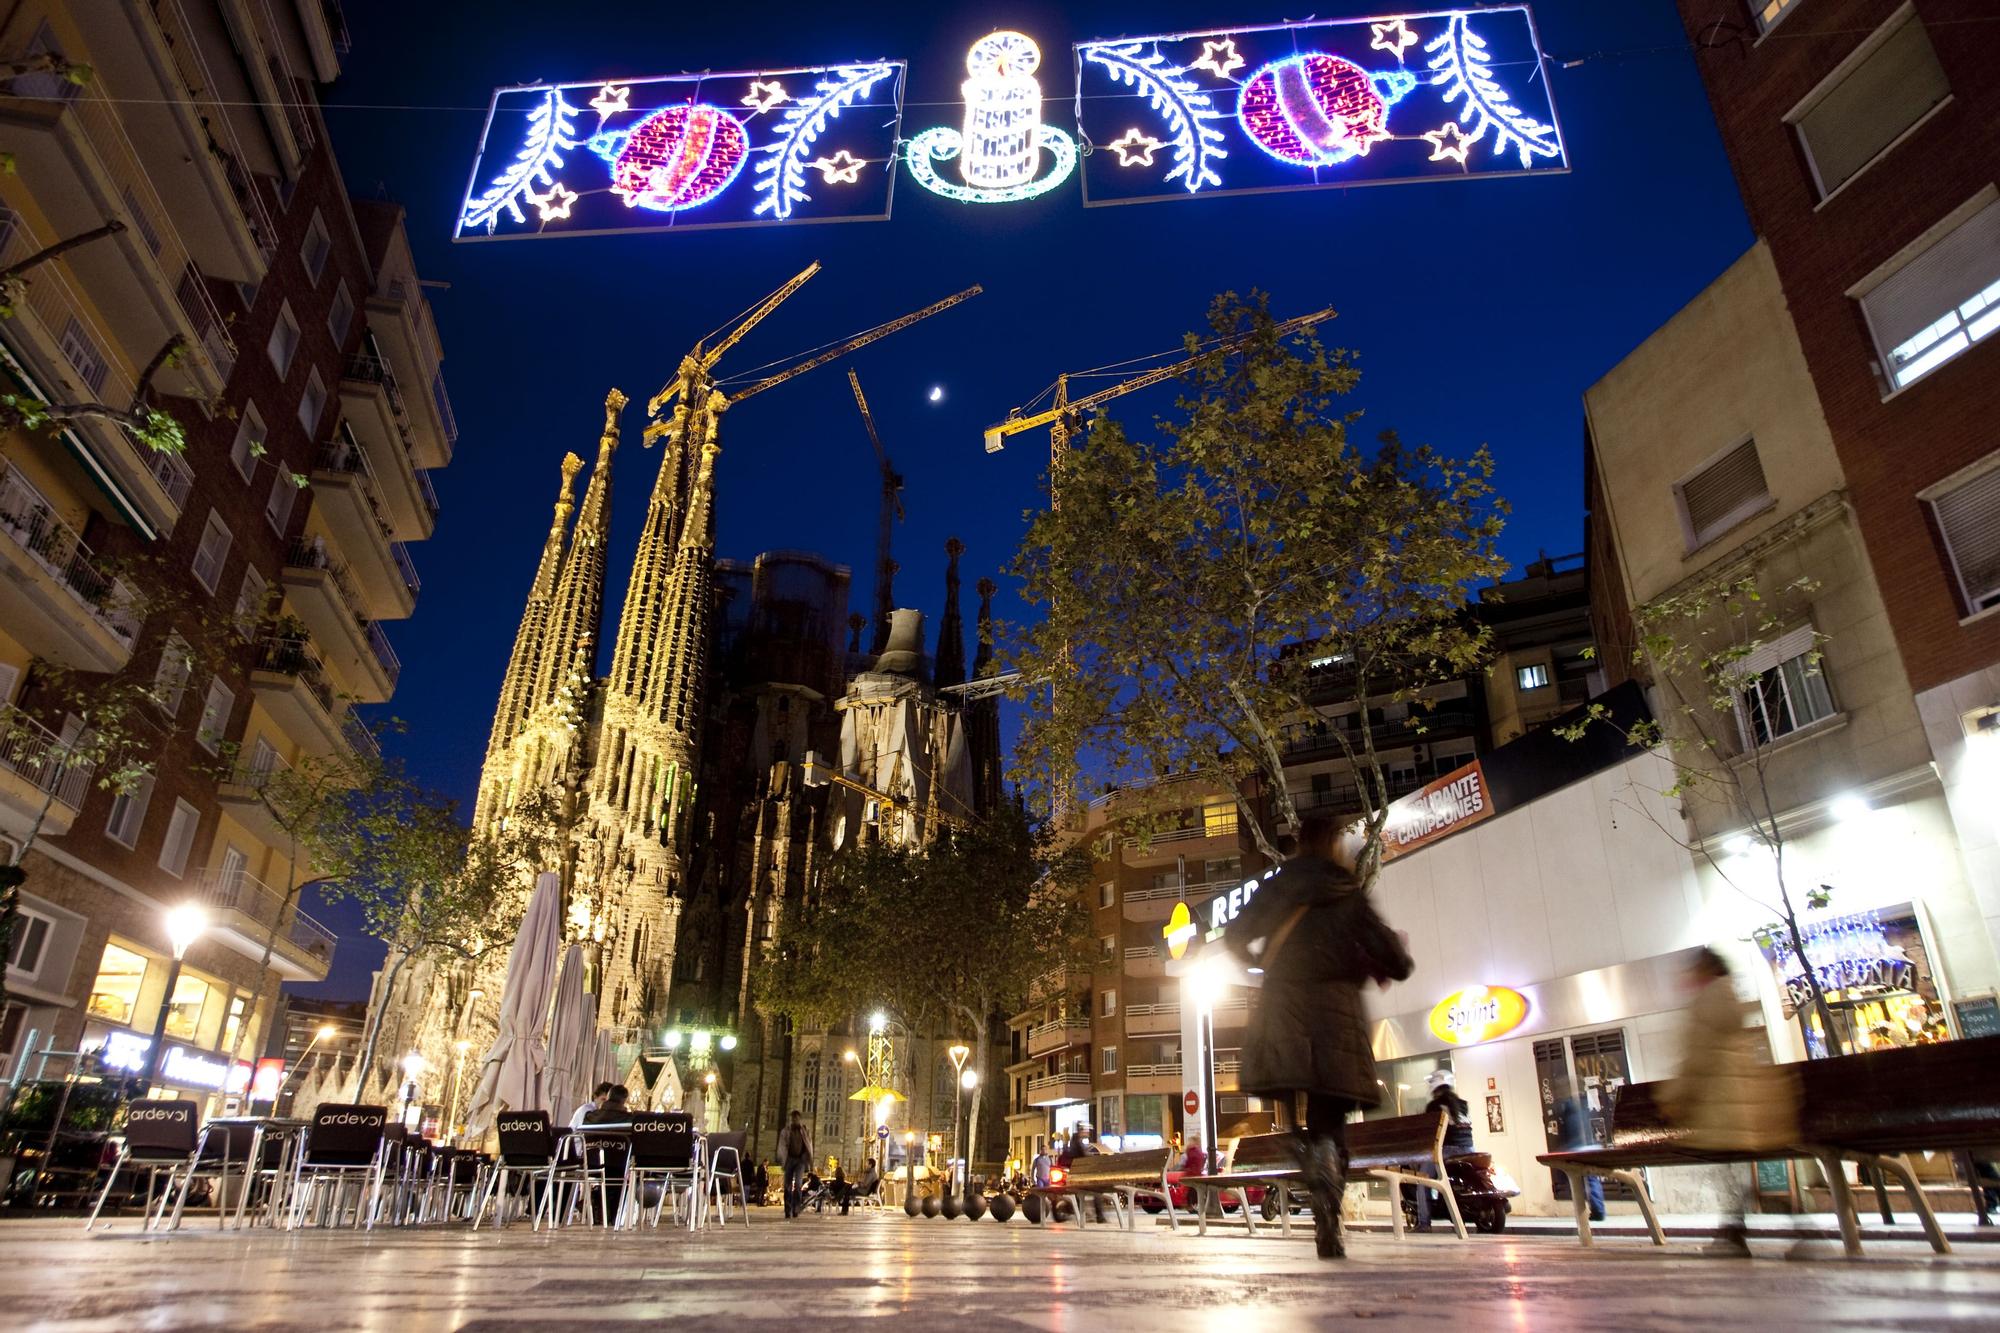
xmin=315 ymin=430 xmax=432 ymax=545
xmin=1026 ymin=1018 xmax=1091 ymax=1058
xmin=1124 ymin=1002 xmax=1181 ymax=1037
xmin=0 ymin=80 xmax=237 ymax=399
xmin=214 ymin=754 xmax=291 ymax=848
xmin=1120 ymin=818 xmax=1244 ymax=865
xmin=1025 ymin=1072 xmax=1092 ymax=1107
xmin=1214 ymin=1049 xmax=1242 ymax=1093
xmin=0 ymin=708 xmax=93 ymax=839
xmin=307 ymin=444 xmax=417 ymax=620
xmin=281 ymin=539 xmax=398 ymax=702
xmin=1279 ymin=710 xmax=1478 ymax=763
xmin=336 ymin=364 xmax=436 ymax=538
xmin=1121 ymin=882 xmax=1184 ymax=923
xmin=0 ymin=459 xmax=140 ymax=670
xmin=1124 ymin=1062 xmax=1183 ymax=1095
xmin=364 ymin=285 xmax=452 ymax=467
xmin=1123 ymin=945 xmax=1163 ymax=977
xmin=190 ymin=866 xmax=334 ymax=982
xmin=250 ymin=637 xmax=350 ymax=759
xmin=1027 ymin=966 xmax=1086 ymax=1005
xmin=0 ymin=217 xmax=196 ymax=538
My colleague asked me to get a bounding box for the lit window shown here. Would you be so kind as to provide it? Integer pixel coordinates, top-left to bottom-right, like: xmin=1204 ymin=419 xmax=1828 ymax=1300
xmin=86 ymin=942 xmax=150 ymax=1025
xmin=300 ymin=211 xmax=332 ymax=285
xmin=1927 ymin=460 xmax=2000 ymax=616
xmin=104 ymin=775 xmax=154 ymax=849
xmin=1517 ymin=663 xmax=1551 ymax=690
xmin=1789 ymin=10 xmax=1948 ymax=200
xmin=1751 ymin=0 xmax=1803 ymax=36
xmin=190 ymin=511 xmax=232 ymax=593
xmin=220 ymin=993 xmax=251 ymax=1055
xmin=266 ymin=302 xmax=301 ymax=378
xmin=1733 ymin=626 xmax=1836 ymax=749
xmin=164 ymin=970 xmax=209 ymax=1042
xmin=229 ymin=403 xmax=265 ymax=482
xmin=158 ymin=800 xmax=199 ymax=878
xmin=1676 ymin=439 xmax=1771 ymax=551
xmin=1857 ymin=193 xmax=2000 ymax=392
xmin=1200 ymin=799 xmax=1238 ymax=838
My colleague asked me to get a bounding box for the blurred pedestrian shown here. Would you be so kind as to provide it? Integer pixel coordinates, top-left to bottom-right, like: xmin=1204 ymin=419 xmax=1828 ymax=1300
xmin=1410 ymin=1068 xmax=1471 ymax=1231
xmin=781 ymin=1110 xmax=813 ymax=1219
xmin=1223 ymin=810 xmax=1413 ymax=1259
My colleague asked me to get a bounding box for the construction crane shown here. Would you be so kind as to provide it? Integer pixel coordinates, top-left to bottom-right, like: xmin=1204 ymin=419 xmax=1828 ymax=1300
xmin=982 ymin=304 xmax=1338 ymax=479
xmin=847 ymin=369 xmax=904 ymax=656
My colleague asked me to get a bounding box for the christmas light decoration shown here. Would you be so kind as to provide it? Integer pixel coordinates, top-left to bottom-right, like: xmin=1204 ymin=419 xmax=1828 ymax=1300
xmin=589 ymin=104 xmax=750 ymax=212
xmin=1425 ymin=13 xmax=1562 ymax=167
xmin=1191 ymin=38 xmax=1246 ymax=79
xmin=1078 ymin=42 xmax=1227 ymax=193
xmin=1107 ymin=128 xmax=1167 ymax=167
xmin=1237 ymin=54 xmax=1414 ymax=168
xmin=742 ymin=80 xmax=790 ymax=112
xmin=751 ymin=63 xmax=897 ymax=219
xmin=461 ymin=89 xmax=582 ymax=232
xmin=811 ymin=150 xmax=865 ymax=184
xmin=1421 ymin=121 xmax=1472 ymax=164
xmin=905 ymin=33 xmax=1077 ymax=204
xmin=1370 ymin=18 xmax=1418 ymax=58
xmin=527 ymin=182 xmax=580 ymax=220
xmin=590 ymin=84 xmax=630 ymax=118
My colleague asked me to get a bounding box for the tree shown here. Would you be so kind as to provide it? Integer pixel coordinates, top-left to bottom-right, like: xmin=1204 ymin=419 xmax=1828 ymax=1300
xmin=1558 ymin=571 xmax=1845 ymax=1054
xmin=1008 ymin=291 xmax=1509 ymax=875
xmin=313 ymin=780 xmax=553 ymax=1095
xmin=757 ymin=804 xmax=1093 ymax=1171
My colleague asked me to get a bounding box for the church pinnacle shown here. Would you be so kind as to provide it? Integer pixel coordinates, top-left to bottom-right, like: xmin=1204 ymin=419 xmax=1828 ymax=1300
xmin=534 ymin=388 xmax=623 ymax=716
xmin=484 ymin=451 xmax=582 ymax=768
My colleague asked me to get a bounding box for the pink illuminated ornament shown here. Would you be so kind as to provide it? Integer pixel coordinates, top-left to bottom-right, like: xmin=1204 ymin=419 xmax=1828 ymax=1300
xmin=590 ymin=104 xmax=749 ymax=212
xmin=1237 ymin=53 xmax=1414 ymax=168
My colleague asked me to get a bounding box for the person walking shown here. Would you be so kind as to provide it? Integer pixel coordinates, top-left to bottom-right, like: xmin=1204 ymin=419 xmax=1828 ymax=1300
xmin=1660 ymin=947 xmax=1800 ymax=1257
xmin=1222 ymin=811 xmax=1413 ymax=1259
xmin=780 ymin=1110 xmax=814 ymax=1219
xmin=1030 ymin=1145 xmax=1052 ymax=1190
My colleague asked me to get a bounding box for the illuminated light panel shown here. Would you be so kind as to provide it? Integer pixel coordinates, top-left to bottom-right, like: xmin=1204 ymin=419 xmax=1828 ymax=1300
xmin=1191 ymin=38 xmax=1246 ymax=79
xmin=1237 ymin=54 xmax=1414 ymax=167
xmin=1108 ymin=128 xmax=1167 ymax=167
xmin=742 ymin=80 xmax=789 ymax=112
xmin=461 ymin=89 xmax=582 ymax=231
xmin=753 ymin=64 xmax=898 ymax=219
xmin=1425 ymin=13 xmax=1562 ymax=168
xmin=590 ymin=104 xmax=749 ymax=212
xmin=905 ymin=32 xmax=1077 ymax=204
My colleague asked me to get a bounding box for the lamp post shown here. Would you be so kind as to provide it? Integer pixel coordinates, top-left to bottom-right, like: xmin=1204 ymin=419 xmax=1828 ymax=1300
xmin=273 ymin=1022 xmax=338 ymax=1113
xmin=400 ymin=1050 xmax=425 ymax=1130
xmin=958 ymin=1069 xmax=979 ymax=1200
xmin=947 ymin=1042 xmax=971 ymax=1194
xmin=142 ymin=904 xmax=209 ymax=1095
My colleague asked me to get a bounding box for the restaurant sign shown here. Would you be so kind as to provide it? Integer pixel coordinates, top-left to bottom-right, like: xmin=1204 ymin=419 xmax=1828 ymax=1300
xmin=98 ymin=1029 xmax=252 ymax=1092
xmin=1427 ymin=985 xmax=1530 ymax=1046
xmin=1380 ymin=761 xmax=1493 ymax=861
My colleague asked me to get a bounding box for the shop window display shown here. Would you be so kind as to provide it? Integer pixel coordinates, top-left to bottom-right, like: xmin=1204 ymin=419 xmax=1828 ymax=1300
xmin=1755 ymin=903 xmax=1950 ymax=1057
xmin=84 ymin=943 xmax=148 ymax=1026
xmin=163 ymin=971 xmax=210 ymax=1042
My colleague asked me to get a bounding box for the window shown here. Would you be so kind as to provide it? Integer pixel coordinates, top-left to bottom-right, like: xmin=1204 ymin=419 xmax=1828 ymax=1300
xmin=1101 ymin=1046 xmax=1119 ymax=1076
xmin=158 ymin=800 xmax=199 ymax=877
xmin=1200 ymin=799 xmax=1237 ymax=838
xmin=190 ymin=511 xmax=231 ymax=592
xmin=8 ymin=22 xmax=80 ymax=102
xmin=1101 ymin=988 xmax=1117 ymax=1018
xmin=121 ymin=185 xmax=162 ymax=254
xmin=1675 ymin=438 xmax=1771 ymax=551
xmin=248 ymin=735 xmax=279 ymax=779
xmin=58 ymin=317 xmax=108 ymax=395
xmin=164 ymin=970 xmax=209 ymax=1042
xmin=1203 ymin=856 xmax=1241 ymax=882
xmin=297 ymin=369 xmax=327 ymax=436
xmin=327 ymin=281 xmax=354 ymax=344
xmin=197 ymin=677 xmax=235 ymax=753
xmin=265 ymin=465 xmax=298 ymax=534
xmin=1099 ymin=933 xmax=1116 ymax=960
xmin=300 ymin=211 xmax=332 ymax=284
xmin=104 ymin=775 xmax=154 ymax=848
xmin=0 ymin=661 xmax=17 ymax=706
xmin=236 ymin=565 xmax=269 ymax=634
xmin=220 ymin=992 xmax=250 ymax=1055
xmin=1927 ymin=461 xmax=2000 ymax=616
xmin=6 ymin=907 xmax=52 ymax=978
xmin=1097 ymin=881 xmax=1115 ymax=909
xmin=86 ymin=943 xmax=150 ymax=1024
xmin=229 ymin=403 xmax=265 ymax=482
xmin=1517 ymin=663 xmax=1551 ymax=690
xmin=1099 ymin=1095 xmax=1121 ymax=1137
xmin=153 ymin=634 xmax=193 ymax=717
xmin=1856 ymin=192 xmax=2000 ymax=392
xmin=1789 ymin=9 xmax=1948 ymax=201
xmin=1750 ymin=0 xmax=1802 ymax=36
xmin=266 ymin=302 xmax=301 ymax=377
xmin=1733 ymin=625 xmax=1836 ymax=749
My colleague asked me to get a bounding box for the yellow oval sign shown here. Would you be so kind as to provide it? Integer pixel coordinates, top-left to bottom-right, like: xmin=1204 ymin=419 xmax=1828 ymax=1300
xmin=1427 ymin=986 xmax=1530 ymax=1046
xmin=1163 ymin=901 xmax=1196 ymax=960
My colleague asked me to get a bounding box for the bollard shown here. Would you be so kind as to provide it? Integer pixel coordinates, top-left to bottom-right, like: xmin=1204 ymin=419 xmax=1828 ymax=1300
xmin=988 ymin=1192 xmax=1016 ymax=1222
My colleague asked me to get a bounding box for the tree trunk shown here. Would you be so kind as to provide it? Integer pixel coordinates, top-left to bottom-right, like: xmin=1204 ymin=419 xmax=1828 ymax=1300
xmin=351 ymin=947 xmax=411 ymax=1098
xmin=229 ymin=847 xmax=302 ymax=1064
xmin=1773 ymin=876 xmax=1844 ymax=1058
xmin=0 ymin=220 xmax=126 ymax=286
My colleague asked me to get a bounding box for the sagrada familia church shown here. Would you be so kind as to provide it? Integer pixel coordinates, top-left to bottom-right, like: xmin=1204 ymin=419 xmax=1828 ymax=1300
xmin=361 ymin=381 xmax=1005 ymax=1161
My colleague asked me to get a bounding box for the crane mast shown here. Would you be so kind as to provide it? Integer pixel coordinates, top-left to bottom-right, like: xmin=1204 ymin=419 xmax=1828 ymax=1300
xmin=847 ymin=369 xmax=905 ymax=656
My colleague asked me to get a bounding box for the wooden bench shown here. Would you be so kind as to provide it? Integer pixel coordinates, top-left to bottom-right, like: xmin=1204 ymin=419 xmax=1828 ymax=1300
xmin=1537 ymin=1037 xmax=2000 ymax=1256
xmin=1023 ymin=1148 xmax=1175 ymax=1231
xmin=1180 ymin=1111 xmax=1469 ymax=1240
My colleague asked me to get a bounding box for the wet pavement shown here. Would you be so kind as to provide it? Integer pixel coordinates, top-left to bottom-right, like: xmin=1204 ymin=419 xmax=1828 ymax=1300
xmin=3 ymin=1210 xmax=1998 ymax=1330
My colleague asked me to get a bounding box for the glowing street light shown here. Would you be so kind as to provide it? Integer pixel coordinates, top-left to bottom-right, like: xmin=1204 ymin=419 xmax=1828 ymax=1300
xmin=400 ymin=1050 xmax=426 ymax=1129
xmin=142 ymin=903 xmax=209 ymax=1094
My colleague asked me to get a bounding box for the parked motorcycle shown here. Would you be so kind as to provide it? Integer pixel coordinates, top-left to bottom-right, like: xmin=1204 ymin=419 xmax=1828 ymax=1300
xmin=1398 ymin=1151 xmax=1520 ymax=1233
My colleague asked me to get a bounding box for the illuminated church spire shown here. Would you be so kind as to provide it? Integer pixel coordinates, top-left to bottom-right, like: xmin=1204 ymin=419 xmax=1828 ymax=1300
xmin=534 ymin=388 xmax=622 ymax=714
xmin=485 ymin=452 xmax=579 ymax=764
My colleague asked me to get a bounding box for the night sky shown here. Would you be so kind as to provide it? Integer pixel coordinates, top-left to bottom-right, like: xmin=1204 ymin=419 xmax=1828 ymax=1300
xmin=295 ymin=0 xmax=1752 ymax=998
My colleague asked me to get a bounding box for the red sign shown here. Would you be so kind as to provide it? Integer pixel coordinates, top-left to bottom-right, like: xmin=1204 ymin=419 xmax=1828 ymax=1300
xmin=1183 ymin=1090 xmax=1200 ymax=1116
xmin=250 ymin=1058 xmax=286 ymax=1102
xmin=1378 ymin=760 xmax=1494 ymax=861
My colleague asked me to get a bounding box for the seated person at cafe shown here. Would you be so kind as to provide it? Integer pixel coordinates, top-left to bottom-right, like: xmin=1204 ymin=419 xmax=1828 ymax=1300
xmin=571 ymin=1081 xmax=614 ymax=1128
xmin=582 ymin=1085 xmax=633 ymax=1222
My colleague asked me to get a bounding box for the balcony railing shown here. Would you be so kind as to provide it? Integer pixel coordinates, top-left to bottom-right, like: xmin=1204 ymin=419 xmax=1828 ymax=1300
xmin=390 ymin=542 xmax=421 ymax=597
xmin=1280 ymin=711 xmax=1477 ymax=759
xmin=286 ymin=538 xmax=402 ymax=685
xmin=345 ymin=352 xmax=407 ymax=417
xmin=430 ymin=369 xmax=458 ymax=447
xmin=0 ymin=460 xmax=140 ymax=641
xmin=415 ymin=468 xmax=440 ymax=520
xmin=1124 ymin=1061 xmax=1183 ymax=1080
xmin=146 ymin=448 xmax=194 ymax=511
xmin=192 ymin=866 xmax=336 ymax=966
xmin=344 ymin=712 xmax=380 ymax=761
xmin=145 ymin=0 xmax=279 ymax=250
xmin=255 ymin=636 xmax=336 ymax=713
xmin=1123 ymin=946 xmax=1160 ymax=965
xmin=364 ymin=621 xmax=400 ymax=684
xmin=0 ymin=708 xmax=93 ymax=810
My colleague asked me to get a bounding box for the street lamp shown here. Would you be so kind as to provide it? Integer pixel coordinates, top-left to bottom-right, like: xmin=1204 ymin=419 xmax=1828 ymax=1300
xmin=400 ymin=1050 xmax=425 ymax=1130
xmin=142 ymin=903 xmax=208 ymax=1095
xmin=957 ymin=1068 xmax=980 ymax=1200
xmin=273 ymin=1022 xmax=339 ymax=1111
xmin=947 ymin=1043 xmax=971 ymax=1196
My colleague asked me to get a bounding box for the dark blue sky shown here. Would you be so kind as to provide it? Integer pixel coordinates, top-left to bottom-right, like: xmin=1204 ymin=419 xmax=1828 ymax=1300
xmin=297 ymin=0 xmax=1751 ymax=997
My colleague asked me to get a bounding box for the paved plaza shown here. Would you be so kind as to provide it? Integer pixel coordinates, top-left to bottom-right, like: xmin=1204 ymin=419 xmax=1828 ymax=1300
xmin=3 ymin=1212 xmax=1999 ymax=1331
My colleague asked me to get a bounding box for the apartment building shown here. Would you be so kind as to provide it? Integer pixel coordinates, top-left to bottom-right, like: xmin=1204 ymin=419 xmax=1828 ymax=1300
xmin=0 ymin=2 xmax=453 ymax=1113
xmin=1475 ymin=553 xmax=1597 ymax=747
xmin=1669 ymin=0 xmax=2000 ymax=969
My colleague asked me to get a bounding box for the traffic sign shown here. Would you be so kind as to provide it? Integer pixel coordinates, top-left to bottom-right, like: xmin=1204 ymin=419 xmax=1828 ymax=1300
xmin=877 ymin=1124 xmax=889 ymax=1139
xmin=1183 ymin=1090 xmax=1199 ymax=1116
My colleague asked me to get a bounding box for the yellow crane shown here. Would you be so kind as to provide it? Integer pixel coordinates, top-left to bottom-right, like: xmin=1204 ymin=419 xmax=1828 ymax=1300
xmin=847 ymin=369 xmax=905 ymax=654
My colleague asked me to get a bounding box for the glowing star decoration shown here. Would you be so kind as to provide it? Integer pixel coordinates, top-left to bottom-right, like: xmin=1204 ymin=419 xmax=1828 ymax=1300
xmin=742 ymin=80 xmax=789 ymax=113
xmin=1238 ymin=53 xmax=1416 ymax=167
xmin=589 ymin=104 xmax=749 ymax=212
xmin=1370 ymin=18 xmax=1418 ymax=59
xmin=590 ymin=84 xmax=631 ymax=117
xmin=1422 ymin=121 xmax=1472 ymax=164
xmin=1191 ymin=38 xmax=1246 ymax=79
xmin=1108 ymin=128 xmax=1167 ymax=167
xmin=811 ymin=150 xmax=865 ymax=184
xmin=526 ymin=182 xmax=579 ymax=220
xmin=905 ymin=32 xmax=1077 ymax=204
xmin=752 ymin=63 xmax=897 ymax=219
xmin=1080 ymin=42 xmax=1227 ymax=192
xmin=461 ymin=89 xmax=582 ymax=231
xmin=1426 ymin=13 xmax=1562 ymax=167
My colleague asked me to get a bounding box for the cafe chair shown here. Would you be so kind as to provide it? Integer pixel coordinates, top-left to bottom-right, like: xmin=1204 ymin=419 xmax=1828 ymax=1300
xmin=624 ymin=1112 xmax=700 ymax=1229
xmin=703 ymin=1130 xmax=751 ymax=1227
xmin=86 ymin=1100 xmax=200 ymax=1232
xmin=166 ymin=1118 xmax=262 ymax=1230
xmin=287 ymin=1104 xmax=390 ymax=1230
xmin=471 ymin=1111 xmax=598 ymax=1231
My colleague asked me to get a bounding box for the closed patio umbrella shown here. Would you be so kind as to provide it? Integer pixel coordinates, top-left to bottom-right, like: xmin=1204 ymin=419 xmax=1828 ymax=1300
xmin=543 ymin=944 xmax=594 ymax=1122
xmin=461 ymin=870 xmax=562 ymax=1137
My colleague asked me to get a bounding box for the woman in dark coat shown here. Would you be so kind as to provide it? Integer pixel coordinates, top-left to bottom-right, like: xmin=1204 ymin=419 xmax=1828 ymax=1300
xmin=1223 ymin=812 xmax=1412 ymax=1258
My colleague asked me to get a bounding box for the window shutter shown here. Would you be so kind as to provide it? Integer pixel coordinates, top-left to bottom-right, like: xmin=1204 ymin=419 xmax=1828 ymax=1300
xmin=1796 ymin=15 xmax=1948 ymax=197
xmin=1933 ymin=466 xmax=2000 ymax=612
xmin=1862 ymin=199 xmax=2000 ymax=359
xmin=1679 ymin=440 xmax=1769 ymax=546
xmin=1737 ymin=624 xmax=1820 ymax=681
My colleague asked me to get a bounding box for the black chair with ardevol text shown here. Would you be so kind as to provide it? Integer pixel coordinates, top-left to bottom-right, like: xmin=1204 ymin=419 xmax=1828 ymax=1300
xmin=86 ymin=1100 xmax=199 ymax=1231
xmin=472 ymin=1110 xmax=600 ymax=1231
xmin=287 ymin=1104 xmax=389 ymax=1229
xmin=625 ymin=1112 xmax=699 ymax=1229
